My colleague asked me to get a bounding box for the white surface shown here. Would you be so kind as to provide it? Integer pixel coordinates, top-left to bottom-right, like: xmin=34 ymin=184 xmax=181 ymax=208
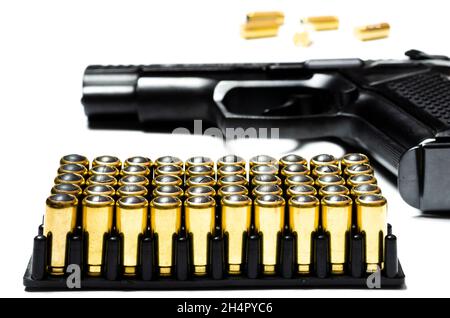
xmin=1 ymin=0 xmax=450 ymax=298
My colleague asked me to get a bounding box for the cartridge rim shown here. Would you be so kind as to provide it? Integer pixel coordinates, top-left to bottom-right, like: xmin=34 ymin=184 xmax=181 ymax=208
xmin=217 ymin=155 xmax=245 ymax=167
xmin=117 ymin=195 xmax=148 ymax=208
xmin=322 ymin=194 xmax=352 ymax=206
xmin=281 ymin=164 xmax=309 ymax=176
xmin=319 ymin=185 xmax=350 ymax=196
xmin=51 ymin=183 xmax=82 ymax=196
xmin=90 ymin=165 xmax=119 ymax=177
xmin=93 ymin=155 xmax=121 ymax=167
xmin=316 ymin=174 xmax=345 ymax=187
xmin=251 ymin=174 xmax=282 ymax=186
xmin=185 ymin=195 xmax=216 ymax=207
xmin=186 ymin=156 xmax=214 ymax=167
xmin=155 ymin=164 xmax=183 ymax=176
xmin=250 ymin=155 xmax=278 ymax=167
xmin=54 ymin=173 xmax=85 ymax=185
xmin=311 ymin=154 xmax=337 ymax=166
xmin=187 ymin=165 xmax=214 ymax=176
xmin=289 ymin=194 xmax=320 ymax=207
xmin=287 ymin=185 xmax=317 ymax=196
xmin=153 ymin=185 xmax=184 ymax=197
xmin=221 ymin=194 xmax=252 ymax=206
xmin=348 ymin=174 xmax=377 ymax=186
xmin=58 ymin=163 xmax=88 ymax=176
xmin=151 ymin=196 xmax=182 ymax=208
xmin=122 ymin=165 xmax=149 ymax=176
xmin=187 ymin=186 xmax=216 ymax=197
xmin=279 ymin=154 xmax=307 ymax=166
xmin=313 ymin=164 xmax=341 ymax=177
xmin=60 ymin=154 xmax=89 ymax=167
xmin=155 ymin=156 xmax=183 ymax=167
xmin=219 ymin=165 xmax=246 ymax=176
xmin=124 ymin=156 xmax=152 ymax=167
xmin=250 ymin=164 xmax=278 ymax=175
xmin=83 ymin=195 xmax=115 ymax=207
xmin=255 ymin=194 xmax=285 ymax=207
xmin=351 ymin=184 xmax=381 ymax=196
xmin=218 ymin=174 xmax=248 ymax=187
xmin=356 ymin=194 xmax=386 ymax=206
xmin=186 ymin=175 xmax=216 ymax=187
xmin=218 ymin=185 xmax=249 ymax=196
xmin=84 ymin=184 xmax=115 ymax=196
xmin=87 ymin=174 xmax=117 ymax=187
xmin=119 ymin=175 xmax=149 ymax=187
xmin=152 ymin=175 xmax=183 ymax=187
xmin=342 ymin=153 xmax=369 ymax=166
xmin=345 ymin=164 xmax=373 ymax=176
xmin=117 ymin=184 xmax=148 ymax=197
xmin=285 ymin=174 xmax=315 ymax=186
xmin=253 ymin=184 xmax=283 ymax=196
xmin=46 ymin=193 xmax=78 ymax=208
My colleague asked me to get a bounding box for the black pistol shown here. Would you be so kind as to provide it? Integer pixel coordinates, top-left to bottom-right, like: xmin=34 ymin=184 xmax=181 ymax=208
xmin=81 ymin=50 xmax=450 ymax=212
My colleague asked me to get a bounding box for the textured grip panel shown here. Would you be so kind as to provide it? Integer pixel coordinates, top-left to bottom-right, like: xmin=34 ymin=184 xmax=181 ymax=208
xmin=387 ymin=72 xmax=450 ymax=126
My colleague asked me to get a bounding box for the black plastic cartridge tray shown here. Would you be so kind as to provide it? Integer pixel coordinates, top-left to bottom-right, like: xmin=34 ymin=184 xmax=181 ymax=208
xmin=23 ymin=260 xmax=405 ymax=290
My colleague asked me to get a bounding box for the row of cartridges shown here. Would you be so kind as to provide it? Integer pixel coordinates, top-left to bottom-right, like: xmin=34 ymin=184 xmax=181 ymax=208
xmin=41 ymin=153 xmax=389 ymax=280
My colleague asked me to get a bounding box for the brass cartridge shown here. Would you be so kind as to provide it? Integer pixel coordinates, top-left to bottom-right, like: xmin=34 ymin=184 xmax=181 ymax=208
xmin=155 ymin=164 xmax=184 ymax=177
xmin=86 ymin=174 xmax=117 ymax=188
xmin=341 ymin=153 xmax=369 ymax=169
xmin=187 ymin=165 xmax=215 ymax=178
xmin=54 ymin=173 xmax=85 ymax=187
xmin=250 ymin=164 xmax=278 ymax=177
xmin=117 ymin=184 xmax=148 ymax=197
xmin=118 ymin=175 xmax=150 ymax=188
xmin=51 ymin=183 xmax=82 ymax=197
xmin=218 ymin=164 xmax=246 ymax=177
xmin=315 ymin=175 xmax=346 ymax=188
xmin=155 ymin=156 xmax=183 ymax=167
xmin=312 ymin=164 xmax=341 ymax=178
xmin=252 ymin=184 xmax=283 ymax=197
xmin=286 ymin=184 xmax=317 ymax=197
xmin=186 ymin=186 xmax=216 ymax=198
xmin=92 ymin=155 xmax=121 ymax=169
xmin=90 ymin=165 xmax=119 ymax=178
xmin=124 ymin=156 xmax=152 ymax=168
xmin=152 ymin=175 xmax=183 ymax=188
xmin=281 ymin=164 xmax=310 ymax=178
xmin=285 ymin=174 xmax=315 ymax=187
xmin=344 ymin=163 xmax=374 ymax=178
xmin=251 ymin=174 xmax=282 ymax=187
xmin=83 ymin=184 xmax=115 ymax=197
xmin=58 ymin=163 xmax=88 ymax=177
xmin=319 ymin=185 xmax=350 ymax=198
xmin=218 ymin=185 xmax=249 ymax=197
xmin=186 ymin=175 xmax=216 ymax=188
xmin=121 ymin=165 xmax=150 ymax=177
xmin=60 ymin=154 xmax=89 ymax=168
xmin=355 ymin=23 xmax=390 ymax=41
xmin=218 ymin=174 xmax=248 ymax=187
xmin=186 ymin=156 xmax=214 ymax=168
xmin=246 ymin=11 xmax=284 ymax=25
xmin=217 ymin=155 xmax=246 ymax=168
xmin=279 ymin=154 xmax=307 ymax=167
xmin=152 ymin=185 xmax=184 ymax=198
xmin=347 ymin=174 xmax=377 ymax=188
xmin=249 ymin=155 xmax=278 ymax=168
xmin=351 ymin=184 xmax=381 ymax=198
xmin=302 ymin=16 xmax=339 ymax=31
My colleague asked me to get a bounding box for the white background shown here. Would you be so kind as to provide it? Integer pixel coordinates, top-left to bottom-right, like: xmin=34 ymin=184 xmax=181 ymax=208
xmin=1 ymin=0 xmax=450 ymax=298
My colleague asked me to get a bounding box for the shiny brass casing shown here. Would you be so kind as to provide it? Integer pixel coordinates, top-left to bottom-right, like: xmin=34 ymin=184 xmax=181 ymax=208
xmin=58 ymin=163 xmax=88 ymax=177
xmin=221 ymin=194 xmax=252 ymax=274
xmin=218 ymin=174 xmax=248 ymax=187
xmin=152 ymin=175 xmax=183 ymax=187
xmin=355 ymin=23 xmax=390 ymax=41
xmin=117 ymin=184 xmax=148 ymax=197
xmin=186 ymin=175 xmax=216 ymax=188
xmin=310 ymin=154 xmax=338 ymax=170
xmin=249 ymin=155 xmax=279 ymax=168
xmin=347 ymin=174 xmax=377 ymax=188
xmin=217 ymin=155 xmax=246 ymax=168
xmin=218 ymin=164 xmax=246 ymax=177
xmin=218 ymin=185 xmax=249 ymax=197
xmin=302 ymin=16 xmax=339 ymax=31
xmin=281 ymin=164 xmax=309 ymax=178
xmin=82 ymin=195 xmax=114 ymax=276
xmin=341 ymin=153 xmax=369 ymax=169
xmin=186 ymin=156 xmax=214 ymax=168
xmin=51 ymin=183 xmax=82 ymax=197
xmin=289 ymin=195 xmax=319 ymax=273
xmin=83 ymin=184 xmax=116 ymax=197
xmin=60 ymin=154 xmax=89 ymax=168
xmin=356 ymin=194 xmax=387 ymax=273
xmin=321 ymin=194 xmax=352 ymax=274
xmin=250 ymin=164 xmax=278 ymax=177
xmin=44 ymin=194 xmax=78 ymax=275
xmin=279 ymin=154 xmax=307 ymax=167
xmin=285 ymin=175 xmax=315 ymax=187
xmin=184 ymin=196 xmax=216 ymax=276
xmin=186 ymin=186 xmax=216 ymax=198
xmin=86 ymin=174 xmax=117 ymax=188
xmin=286 ymin=185 xmax=317 ymax=197
xmin=155 ymin=164 xmax=184 ymax=177
xmin=90 ymin=165 xmax=120 ymax=178
xmin=254 ymin=194 xmax=285 ymax=275
xmin=351 ymin=184 xmax=382 ymax=198
xmin=315 ymin=175 xmax=346 ymax=188
xmin=152 ymin=185 xmax=184 ymax=198
xmin=150 ymin=196 xmax=182 ymax=276
xmin=319 ymin=185 xmax=350 ymax=197
xmin=121 ymin=165 xmax=150 ymax=177
xmin=92 ymin=155 xmax=122 ymax=169
xmin=155 ymin=156 xmax=183 ymax=167
xmin=124 ymin=156 xmax=152 ymax=168
xmin=252 ymin=184 xmax=283 ymax=197
xmin=116 ymin=196 xmax=148 ymax=276
xmin=187 ymin=165 xmax=215 ymax=177
xmin=241 ymin=21 xmax=280 ymax=40
xmin=54 ymin=173 xmax=85 ymax=187
xmin=312 ymin=164 xmax=341 ymax=178
xmin=246 ymin=11 xmax=284 ymax=25
xmin=344 ymin=163 xmax=374 ymax=178
xmin=118 ymin=175 xmax=150 ymax=187
xmin=251 ymin=174 xmax=282 ymax=187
